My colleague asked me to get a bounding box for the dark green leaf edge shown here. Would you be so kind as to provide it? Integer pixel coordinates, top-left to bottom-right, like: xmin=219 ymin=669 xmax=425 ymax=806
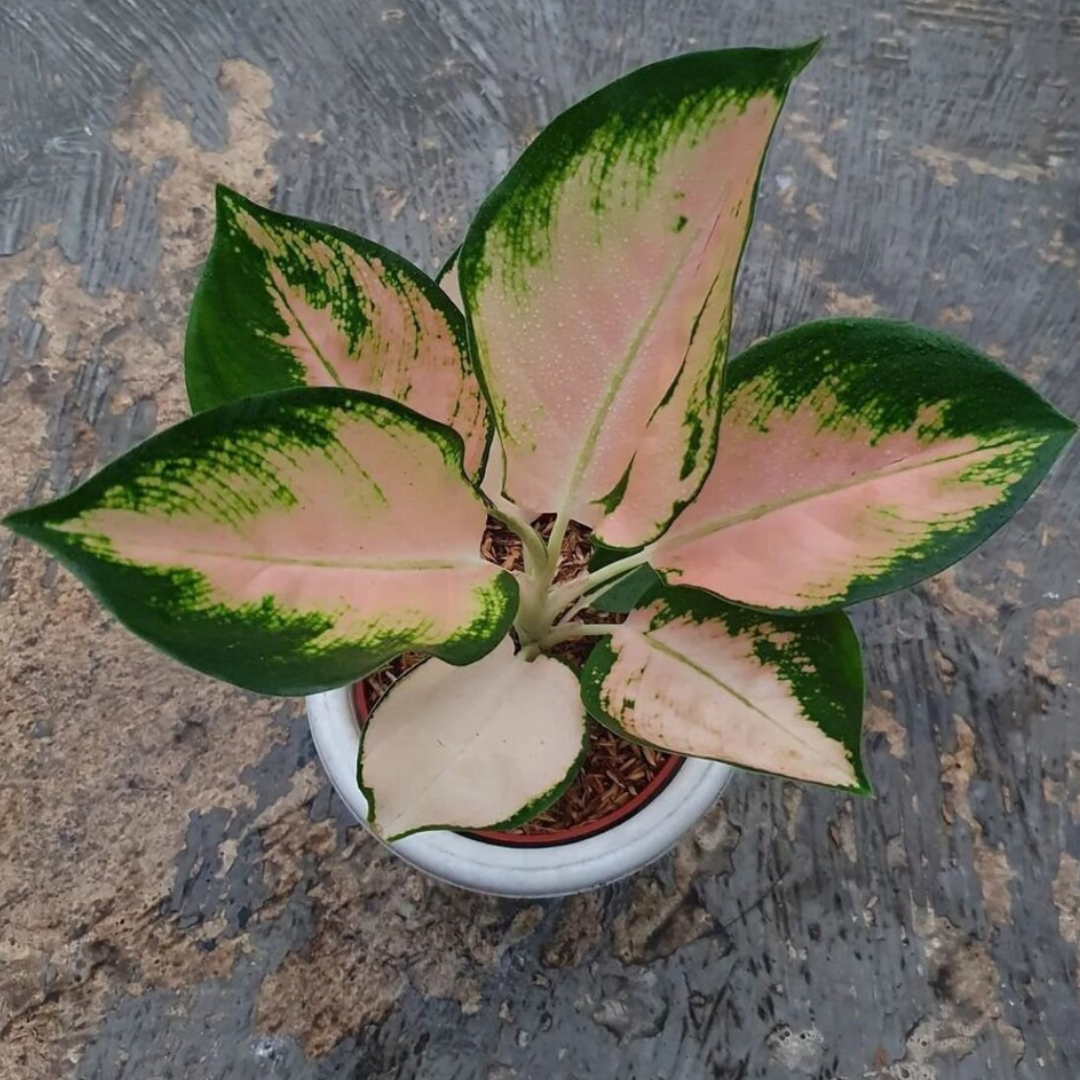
xmin=587 ymin=559 xmax=663 ymax=614
xmin=656 ymin=318 xmax=1078 ymax=614
xmin=3 ymin=387 xmax=516 ymax=696
xmin=580 ymin=584 xmax=870 ymax=794
xmin=437 ymin=247 xmax=460 ymax=290
xmin=185 ymin=186 xmax=493 ymax=481
xmin=456 ymin=43 xmax=821 ymax=524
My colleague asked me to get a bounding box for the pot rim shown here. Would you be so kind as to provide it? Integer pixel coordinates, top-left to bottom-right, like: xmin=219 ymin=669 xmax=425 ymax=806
xmin=350 ymin=680 xmax=683 ymax=847
xmin=307 ymin=685 xmax=734 ymax=897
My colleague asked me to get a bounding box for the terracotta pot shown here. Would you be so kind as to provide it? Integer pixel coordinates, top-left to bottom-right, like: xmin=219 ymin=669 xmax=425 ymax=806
xmin=306 ymin=682 xmax=733 ymax=898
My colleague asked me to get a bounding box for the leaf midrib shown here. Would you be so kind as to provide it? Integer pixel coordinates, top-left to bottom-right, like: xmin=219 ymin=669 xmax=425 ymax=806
xmin=640 ymin=633 xmax=832 ymax=760
xmin=552 ymin=170 xmax=745 ymax=523
xmin=268 ymin=265 xmax=347 ymax=389
xmin=557 ymin=167 xmax=750 ymax=523
xmin=654 ymin=430 xmax=1031 ymax=552
xmin=556 ymin=242 xmax=691 ymax=520
xmin=62 ymin=529 xmax=471 ymax=572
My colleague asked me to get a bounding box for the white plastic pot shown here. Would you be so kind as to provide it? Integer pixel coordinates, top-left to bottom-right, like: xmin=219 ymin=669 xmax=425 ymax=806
xmin=306 ymin=685 xmax=733 ymax=898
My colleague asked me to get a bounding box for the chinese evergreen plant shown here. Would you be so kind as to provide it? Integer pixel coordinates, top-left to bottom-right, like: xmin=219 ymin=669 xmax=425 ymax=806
xmin=5 ymin=44 xmax=1073 ymax=840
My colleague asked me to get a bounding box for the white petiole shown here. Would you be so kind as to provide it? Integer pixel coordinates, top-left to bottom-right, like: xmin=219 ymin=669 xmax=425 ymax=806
xmin=491 ymin=499 xmax=652 ymax=655
xmin=543 ymin=546 xmax=652 ymax=619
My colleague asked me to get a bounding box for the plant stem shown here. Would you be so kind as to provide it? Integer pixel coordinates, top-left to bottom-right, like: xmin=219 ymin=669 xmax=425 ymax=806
xmin=496 ymin=500 xmax=648 ymax=653
xmin=487 ymin=504 xmax=547 ymax=575
xmin=513 ymin=571 xmax=551 ymax=650
xmin=544 ymin=546 xmax=652 ymax=619
xmin=544 ymin=508 xmax=571 ymax=580
xmin=536 ymin=622 xmax=614 ymax=649
xmin=487 ymin=502 xmax=557 ymax=650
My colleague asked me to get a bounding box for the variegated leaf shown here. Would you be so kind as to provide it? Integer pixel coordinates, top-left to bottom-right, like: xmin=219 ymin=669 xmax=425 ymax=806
xmin=186 ymin=187 xmax=489 ymax=476
xmin=581 ymin=585 xmax=866 ymax=789
xmin=459 ymin=45 xmax=819 ymax=545
xmin=649 ymin=320 xmax=1076 ymax=612
xmin=439 ymin=249 xmax=527 ymax=517
xmin=360 ymin=639 xmax=587 ymax=839
xmin=3 ymin=389 xmax=515 ymax=695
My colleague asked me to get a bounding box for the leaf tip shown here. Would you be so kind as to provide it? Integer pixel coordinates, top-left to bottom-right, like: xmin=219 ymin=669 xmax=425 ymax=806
xmin=2 ymin=505 xmax=38 ymax=540
xmin=850 ymin=776 xmax=875 ymax=799
xmin=1051 ymin=406 xmax=1079 ymax=440
xmin=212 ymin=182 xmax=251 ymax=222
xmin=782 ymin=36 xmax=826 ymax=77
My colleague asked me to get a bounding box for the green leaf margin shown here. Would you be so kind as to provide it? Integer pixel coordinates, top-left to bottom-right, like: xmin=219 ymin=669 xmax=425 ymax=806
xmin=3 ymin=388 xmax=516 ymax=696
xmin=580 ymin=584 xmax=870 ymax=793
xmin=456 ymin=43 xmax=822 ymax=533
xmin=587 ymin=543 xmax=663 ymax=613
xmin=664 ymin=318 xmax=1077 ymax=614
xmin=185 ymin=186 xmax=485 ymax=466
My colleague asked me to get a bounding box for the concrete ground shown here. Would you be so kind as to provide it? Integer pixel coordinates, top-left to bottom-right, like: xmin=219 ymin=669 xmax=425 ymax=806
xmin=2 ymin=1 xmax=1079 ymax=1077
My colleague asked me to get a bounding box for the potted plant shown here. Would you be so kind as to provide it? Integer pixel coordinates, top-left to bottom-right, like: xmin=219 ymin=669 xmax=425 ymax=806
xmin=4 ymin=43 xmax=1073 ymax=898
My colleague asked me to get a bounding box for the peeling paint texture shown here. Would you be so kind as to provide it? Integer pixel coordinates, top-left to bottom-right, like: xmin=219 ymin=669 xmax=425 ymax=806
xmin=1 ymin=2 xmax=1079 ymax=1079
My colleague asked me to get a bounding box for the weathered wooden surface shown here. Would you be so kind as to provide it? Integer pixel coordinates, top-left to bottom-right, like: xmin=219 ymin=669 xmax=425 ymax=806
xmin=2 ymin=1 xmax=1079 ymax=1077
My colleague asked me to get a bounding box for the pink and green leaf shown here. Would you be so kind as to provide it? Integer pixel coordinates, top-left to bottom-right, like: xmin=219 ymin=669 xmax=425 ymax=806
xmin=359 ymin=640 xmax=588 ymax=840
xmin=441 ymin=246 xmax=539 ymax=519
xmin=186 ymin=187 xmax=489 ymax=476
xmin=458 ymin=44 xmax=819 ymax=545
xmin=581 ymin=585 xmax=867 ymax=790
xmin=3 ymin=389 xmax=515 ymax=695
xmin=649 ymin=319 xmax=1076 ymax=612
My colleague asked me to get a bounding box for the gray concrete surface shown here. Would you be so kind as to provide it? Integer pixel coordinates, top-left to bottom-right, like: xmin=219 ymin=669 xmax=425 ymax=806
xmin=2 ymin=1 xmax=1079 ymax=1077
